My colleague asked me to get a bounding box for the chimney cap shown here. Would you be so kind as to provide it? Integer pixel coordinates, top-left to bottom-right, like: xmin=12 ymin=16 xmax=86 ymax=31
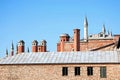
xmin=32 ymin=40 xmax=38 ymax=43
xmin=60 ymin=33 xmax=70 ymax=37
xmin=18 ymin=40 xmax=25 ymax=44
xmin=41 ymin=40 xmax=47 ymax=43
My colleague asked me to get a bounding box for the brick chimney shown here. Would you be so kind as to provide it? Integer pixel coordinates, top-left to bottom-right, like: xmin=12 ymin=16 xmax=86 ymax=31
xmin=73 ymin=29 xmax=80 ymax=51
xmin=38 ymin=40 xmax=47 ymax=52
xmin=60 ymin=33 xmax=70 ymax=52
xmin=32 ymin=40 xmax=38 ymax=52
xmin=18 ymin=40 xmax=25 ymax=54
xmin=41 ymin=40 xmax=47 ymax=52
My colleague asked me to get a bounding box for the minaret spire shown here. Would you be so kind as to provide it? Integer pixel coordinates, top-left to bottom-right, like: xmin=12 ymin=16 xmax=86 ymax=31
xmin=102 ymin=24 xmax=106 ymax=34
xmin=6 ymin=48 xmax=8 ymax=57
xmin=84 ymin=16 xmax=88 ymax=42
xmin=16 ymin=44 xmax=18 ymax=54
xmin=11 ymin=41 xmax=14 ymax=56
xmin=84 ymin=16 xmax=88 ymax=26
xmin=27 ymin=47 xmax=29 ymax=53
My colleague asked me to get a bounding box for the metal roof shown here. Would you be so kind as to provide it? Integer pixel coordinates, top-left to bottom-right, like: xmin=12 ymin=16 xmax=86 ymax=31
xmin=0 ymin=51 xmax=120 ymax=64
xmin=60 ymin=33 xmax=69 ymax=37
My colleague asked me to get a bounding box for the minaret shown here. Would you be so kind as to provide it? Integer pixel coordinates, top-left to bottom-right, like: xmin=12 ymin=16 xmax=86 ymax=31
xmin=16 ymin=44 xmax=18 ymax=54
xmin=102 ymin=24 xmax=106 ymax=34
xmin=27 ymin=47 xmax=29 ymax=53
xmin=110 ymin=31 xmax=112 ymax=36
xmin=84 ymin=16 xmax=88 ymax=42
xmin=11 ymin=42 xmax=14 ymax=56
xmin=6 ymin=48 xmax=8 ymax=57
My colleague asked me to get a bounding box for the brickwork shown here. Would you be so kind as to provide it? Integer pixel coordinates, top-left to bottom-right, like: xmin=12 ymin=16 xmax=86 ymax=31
xmin=73 ymin=29 xmax=80 ymax=51
xmin=80 ymin=39 xmax=115 ymax=51
xmin=0 ymin=64 xmax=120 ymax=80
xmin=57 ymin=28 xmax=119 ymax=52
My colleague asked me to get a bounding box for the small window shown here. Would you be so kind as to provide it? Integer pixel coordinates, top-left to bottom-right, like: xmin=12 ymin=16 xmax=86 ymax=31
xmin=100 ymin=67 xmax=106 ymax=78
xmin=117 ymin=37 xmax=120 ymax=49
xmin=87 ymin=67 xmax=93 ymax=76
xmin=72 ymin=48 xmax=74 ymax=51
xmin=75 ymin=67 xmax=80 ymax=76
xmin=100 ymin=34 xmax=103 ymax=37
xmin=90 ymin=35 xmax=92 ymax=37
xmin=62 ymin=67 xmax=68 ymax=76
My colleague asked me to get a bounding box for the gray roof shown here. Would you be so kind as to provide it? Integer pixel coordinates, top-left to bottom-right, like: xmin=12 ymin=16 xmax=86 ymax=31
xmin=60 ymin=33 xmax=69 ymax=37
xmin=0 ymin=51 xmax=120 ymax=64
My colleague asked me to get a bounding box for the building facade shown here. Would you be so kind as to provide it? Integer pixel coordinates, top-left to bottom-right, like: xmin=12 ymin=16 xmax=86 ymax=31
xmin=1 ymin=17 xmax=120 ymax=80
xmin=0 ymin=51 xmax=120 ymax=80
xmin=57 ymin=17 xmax=120 ymax=52
xmin=14 ymin=40 xmax=47 ymax=55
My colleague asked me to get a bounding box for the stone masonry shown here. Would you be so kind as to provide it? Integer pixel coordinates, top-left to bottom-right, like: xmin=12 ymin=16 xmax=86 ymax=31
xmin=0 ymin=64 xmax=120 ymax=80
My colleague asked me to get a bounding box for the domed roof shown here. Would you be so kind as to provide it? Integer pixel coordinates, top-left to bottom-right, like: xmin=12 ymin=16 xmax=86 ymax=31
xmin=60 ymin=33 xmax=69 ymax=37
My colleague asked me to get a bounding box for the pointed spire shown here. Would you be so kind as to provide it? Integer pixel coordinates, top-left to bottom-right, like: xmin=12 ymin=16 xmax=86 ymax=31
xmin=11 ymin=41 xmax=14 ymax=56
xmin=84 ymin=16 xmax=88 ymax=27
xmin=102 ymin=24 xmax=106 ymax=34
xmin=6 ymin=48 xmax=8 ymax=57
xmin=110 ymin=31 xmax=112 ymax=36
xmin=84 ymin=16 xmax=88 ymax=42
xmin=27 ymin=47 xmax=29 ymax=53
xmin=11 ymin=41 xmax=14 ymax=50
xmin=16 ymin=44 xmax=18 ymax=54
xmin=108 ymin=30 xmax=110 ymax=35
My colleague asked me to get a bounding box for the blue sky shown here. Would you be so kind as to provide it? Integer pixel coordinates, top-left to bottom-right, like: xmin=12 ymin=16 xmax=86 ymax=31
xmin=0 ymin=0 xmax=120 ymax=57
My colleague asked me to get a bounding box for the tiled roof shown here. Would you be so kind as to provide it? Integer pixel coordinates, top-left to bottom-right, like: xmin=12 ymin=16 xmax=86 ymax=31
xmin=0 ymin=51 xmax=120 ymax=64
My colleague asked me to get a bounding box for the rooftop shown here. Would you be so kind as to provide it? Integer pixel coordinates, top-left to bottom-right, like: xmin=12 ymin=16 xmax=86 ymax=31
xmin=0 ymin=51 xmax=120 ymax=64
xmin=60 ymin=33 xmax=69 ymax=37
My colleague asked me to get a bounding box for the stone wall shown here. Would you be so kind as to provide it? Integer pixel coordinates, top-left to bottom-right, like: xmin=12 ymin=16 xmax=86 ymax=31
xmin=0 ymin=64 xmax=120 ymax=80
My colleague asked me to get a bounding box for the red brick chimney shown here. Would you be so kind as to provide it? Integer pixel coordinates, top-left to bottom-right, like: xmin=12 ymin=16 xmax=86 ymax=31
xmin=18 ymin=40 xmax=25 ymax=54
xmin=73 ymin=29 xmax=80 ymax=51
xmin=32 ymin=40 xmax=38 ymax=52
xmin=38 ymin=40 xmax=47 ymax=52
xmin=60 ymin=33 xmax=70 ymax=52
xmin=41 ymin=40 xmax=47 ymax=52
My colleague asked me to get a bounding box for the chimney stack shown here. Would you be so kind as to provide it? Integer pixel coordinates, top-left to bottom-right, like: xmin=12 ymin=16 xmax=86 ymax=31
xmin=73 ymin=29 xmax=80 ymax=51
xmin=18 ymin=40 xmax=25 ymax=54
xmin=32 ymin=40 xmax=38 ymax=52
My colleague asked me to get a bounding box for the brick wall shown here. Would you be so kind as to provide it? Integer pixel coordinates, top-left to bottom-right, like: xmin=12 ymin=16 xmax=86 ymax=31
xmin=57 ymin=39 xmax=115 ymax=52
xmin=80 ymin=39 xmax=115 ymax=51
xmin=0 ymin=64 xmax=120 ymax=80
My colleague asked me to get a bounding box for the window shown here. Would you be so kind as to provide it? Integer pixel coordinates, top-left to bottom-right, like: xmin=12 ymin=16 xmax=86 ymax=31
xmin=75 ymin=67 xmax=80 ymax=76
xmin=100 ymin=34 xmax=103 ymax=37
xmin=90 ymin=35 xmax=92 ymax=37
xmin=62 ymin=67 xmax=68 ymax=76
xmin=117 ymin=37 xmax=120 ymax=49
xmin=87 ymin=67 xmax=93 ymax=76
xmin=100 ymin=67 xmax=106 ymax=78
xmin=39 ymin=48 xmax=41 ymax=50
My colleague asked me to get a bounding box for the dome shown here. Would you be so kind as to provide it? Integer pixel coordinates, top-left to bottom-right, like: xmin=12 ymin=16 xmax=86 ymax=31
xmin=60 ymin=33 xmax=69 ymax=37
